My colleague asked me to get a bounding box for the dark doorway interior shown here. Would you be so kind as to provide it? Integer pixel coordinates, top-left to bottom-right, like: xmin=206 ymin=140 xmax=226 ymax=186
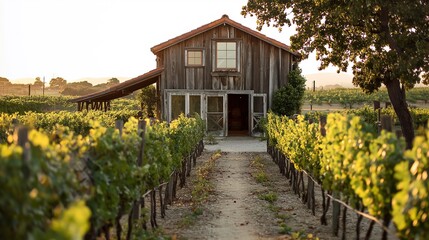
xmin=228 ymin=94 xmax=249 ymax=136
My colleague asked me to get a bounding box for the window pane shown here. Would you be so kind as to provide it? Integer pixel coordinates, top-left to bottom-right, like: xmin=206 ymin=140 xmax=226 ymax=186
xmin=226 ymin=42 xmax=236 ymax=50
xmin=217 ymin=59 xmax=227 ymax=68
xmin=226 ymin=51 xmax=236 ymax=59
xmin=217 ymin=42 xmax=227 ymax=50
xmin=226 ymin=59 xmax=236 ymax=68
xmin=253 ymin=96 xmax=264 ymax=113
xmin=190 ymin=95 xmax=201 ymax=116
xmin=187 ymin=50 xmax=203 ymax=66
xmin=208 ymin=96 xmax=223 ymax=112
xmin=171 ymin=95 xmax=185 ymax=120
xmin=217 ymin=50 xmax=226 ymax=59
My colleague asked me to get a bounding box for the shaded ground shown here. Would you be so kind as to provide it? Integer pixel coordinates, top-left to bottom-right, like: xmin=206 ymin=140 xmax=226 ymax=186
xmin=157 ymin=141 xmax=389 ymax=240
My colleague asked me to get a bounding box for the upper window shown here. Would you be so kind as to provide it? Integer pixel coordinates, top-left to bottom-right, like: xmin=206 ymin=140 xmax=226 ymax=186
xmin=186 ymin=50 xmax=203 ymax=67
xmin=216 ymin=42 xmax=237 ymax=69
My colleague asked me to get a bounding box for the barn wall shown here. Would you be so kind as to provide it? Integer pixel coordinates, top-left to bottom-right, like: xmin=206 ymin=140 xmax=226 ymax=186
xmin=157 ymin=23 xmax=294 ymax=109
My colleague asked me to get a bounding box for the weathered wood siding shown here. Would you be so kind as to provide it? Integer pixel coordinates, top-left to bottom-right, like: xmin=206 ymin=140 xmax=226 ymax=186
xmin=156 ymin=23 xmax=295 ymax=105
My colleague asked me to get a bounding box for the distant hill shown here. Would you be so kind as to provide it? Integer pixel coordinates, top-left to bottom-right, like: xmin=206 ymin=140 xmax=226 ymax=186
xmin=11 ymin=77 xmax=129 ymax=85
xmin=303 ymin=72 xmax=428 ymax=89
xmin=73 ymin=77 xmax=129 ymax=85
xmin=303 ymin=72 xmax=356 ymax=89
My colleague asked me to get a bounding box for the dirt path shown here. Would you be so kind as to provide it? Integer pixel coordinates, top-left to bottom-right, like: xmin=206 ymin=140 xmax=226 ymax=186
xmin=159 ymin=150 xmax=387 ymax=240
xmin=160 ymin=152 xmax=281 ymax=239
xmin=199 ymin=152 xmax=277 ymax=239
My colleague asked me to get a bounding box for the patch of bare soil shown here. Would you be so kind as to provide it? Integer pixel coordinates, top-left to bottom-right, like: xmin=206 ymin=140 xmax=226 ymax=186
xmin=158 ymin=151 xmax=390 ymax=240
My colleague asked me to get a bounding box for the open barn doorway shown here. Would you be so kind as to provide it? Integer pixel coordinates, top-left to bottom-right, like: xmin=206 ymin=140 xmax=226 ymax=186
xmin=228 ymin=94 xmax=249 ymax=136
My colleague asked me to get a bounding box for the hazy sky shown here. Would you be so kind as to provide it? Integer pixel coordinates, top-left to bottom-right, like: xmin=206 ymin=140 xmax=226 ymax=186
xmin=0 ymin=0 xmax=342 ymax=82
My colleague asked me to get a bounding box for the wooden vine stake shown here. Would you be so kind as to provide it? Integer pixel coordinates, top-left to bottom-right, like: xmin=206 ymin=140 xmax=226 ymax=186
xmin=14 ymin=126 xmax=31 ymax=177
xmin=318 ymin=116 xmax=330 ymax=226
xmin=332 ymin=193 xmax=341 ymax=237
xmin=319 ymin=115 xmax=340 ymax=236
xmin=380 ymin=115 xmax=393 ymax=132
xmin=114 ymin=119 xmax=126 ymax=240
xmin=134 ymin=119 xmax=147 ymax=218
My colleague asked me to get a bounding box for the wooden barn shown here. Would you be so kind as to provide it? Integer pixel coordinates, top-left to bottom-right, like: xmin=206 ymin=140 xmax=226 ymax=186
xmin=72 ymin=15 xmax=300 ymax=136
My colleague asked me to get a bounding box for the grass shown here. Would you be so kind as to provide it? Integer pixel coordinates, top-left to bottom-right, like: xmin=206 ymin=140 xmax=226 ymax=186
xmin=179 ymin=207 xmax=204 ymax=228
xmin=179 ymin=150 xmax=221 ymax=228
xmin=191 ymin=150 xmax=220 ymax=204
xmin=204 ymin=133 xmax=218 ymax=145
xmin=258 ymin=192 xmax=278 ymax=203
xmin=250 ymin=155 xmax=270 ymax=184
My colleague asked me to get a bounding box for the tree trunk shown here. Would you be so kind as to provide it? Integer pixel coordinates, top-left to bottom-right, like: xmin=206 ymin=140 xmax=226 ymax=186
xmin=385 ymin=78 xmax=414 ymax=149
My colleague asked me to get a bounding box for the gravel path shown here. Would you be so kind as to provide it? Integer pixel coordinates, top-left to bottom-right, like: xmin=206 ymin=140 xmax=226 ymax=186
xmin=204 ymin=137 xmax=267 ymax=153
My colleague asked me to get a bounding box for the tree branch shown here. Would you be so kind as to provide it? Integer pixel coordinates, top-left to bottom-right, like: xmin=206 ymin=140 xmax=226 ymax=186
xmin=380 ymin=6 xmax=403 ymax=55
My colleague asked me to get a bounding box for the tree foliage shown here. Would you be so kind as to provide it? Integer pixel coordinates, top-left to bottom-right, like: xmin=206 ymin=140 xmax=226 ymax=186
xmin=61 ymin=81 xmax=94 ymax=96
xmin=107 ymin=78 xmax=119 ymax=85
xmin=272 ymin=67 xmax=306 ymax=116
xmin=49 ymin=77 xmax=67 ymax=91
xmin=242 ymin=0 xmax=429 ymax=149
xmin=137 ymin=85 xmax=157 ymax=118
xmin=0 ymin=77 xmax=10 ymax=84
xmin=33 ymin=77 xmax=43 ymax=89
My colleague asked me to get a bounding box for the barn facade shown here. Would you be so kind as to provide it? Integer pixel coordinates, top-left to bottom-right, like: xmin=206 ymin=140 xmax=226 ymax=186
xmin=72 ymin=15 xmax=299 ymax=136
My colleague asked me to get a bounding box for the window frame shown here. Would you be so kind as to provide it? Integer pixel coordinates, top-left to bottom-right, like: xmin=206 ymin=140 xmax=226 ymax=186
xmin=185 ymin=48 xmax=205 ymax=67
xmin=214 ymin=40 xmax=239 ymax=71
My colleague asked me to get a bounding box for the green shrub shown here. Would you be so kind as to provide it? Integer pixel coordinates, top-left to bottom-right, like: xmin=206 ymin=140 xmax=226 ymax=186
xmin=272 ymin=67 xmax=306 ymax=116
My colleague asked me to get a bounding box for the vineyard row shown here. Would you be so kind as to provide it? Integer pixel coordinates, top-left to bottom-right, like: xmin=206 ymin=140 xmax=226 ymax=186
xmin=266 ymin=113 xmax=429 ymax=240
xmin=0 ymin=114 xmax=205 ymax=239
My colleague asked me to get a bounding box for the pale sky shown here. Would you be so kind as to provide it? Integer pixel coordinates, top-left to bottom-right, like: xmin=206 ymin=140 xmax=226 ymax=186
xmin=0 ymin=0 xmax=342 ymax=83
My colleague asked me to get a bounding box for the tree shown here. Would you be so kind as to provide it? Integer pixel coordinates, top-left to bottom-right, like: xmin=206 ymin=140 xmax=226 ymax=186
xmin=61 ymin=81 xmax=94 ymax=96
xmin=33 ymin=77 xmax=43 ymax=89
xmin=108 ymin=78 xmax=120 ymax=85
xmin=49 ymin=77 xmax=67 ymax=91
xmin=242 ymin=0 xmax=429 ymax=149
xmin=137 ymin=85 xmax=157 ymax=118
xmin=0 ymin=77 xmax=10 ymax=84
xmin=272 ymin=67 xmax=306 ymax=116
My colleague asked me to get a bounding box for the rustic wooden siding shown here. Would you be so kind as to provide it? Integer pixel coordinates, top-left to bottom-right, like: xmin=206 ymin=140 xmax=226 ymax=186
xmin=157 ymin=23 xmax=294 ymax=107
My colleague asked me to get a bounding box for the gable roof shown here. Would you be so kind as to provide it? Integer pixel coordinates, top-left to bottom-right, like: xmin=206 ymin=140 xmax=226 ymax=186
xmin=151 ymin=14 xmax=299 ymax=56
xmin=70 ymin=68 xmax=163 ymax=103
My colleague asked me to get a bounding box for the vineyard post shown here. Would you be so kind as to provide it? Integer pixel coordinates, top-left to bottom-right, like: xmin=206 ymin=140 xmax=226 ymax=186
xmin=319 ymin=116 xmax=326 ymax=137
xmin=311 ymin=81 xmax=315 ymax=111
xmin=319 ymin=116 xmax=341 ymax=236
xmin=332 ymin=193 xmax=341 ymax=236
xmin=134 ymin=120 xmax=147 ymax=220
xmin=13 ymin=126 xmax=31 ymax=166
xmin=381 ymin=115 xmax=393 ymax=132
xmin=374 ymin=101 xmax=381 ymax=133
xmin=115 ymin=119 xmax=124 ymax=136
xmin=319 ymin=116 xmax=329 ymax=225
xmin=12 ymin=118 xmax=19 ymax=128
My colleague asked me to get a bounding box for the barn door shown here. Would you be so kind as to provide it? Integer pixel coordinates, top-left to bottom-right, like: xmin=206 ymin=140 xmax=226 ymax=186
xmin=206 ymin=94 xmax=226 ymax=136
xmin=251 ymin=93 xmax=266 ymax=136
